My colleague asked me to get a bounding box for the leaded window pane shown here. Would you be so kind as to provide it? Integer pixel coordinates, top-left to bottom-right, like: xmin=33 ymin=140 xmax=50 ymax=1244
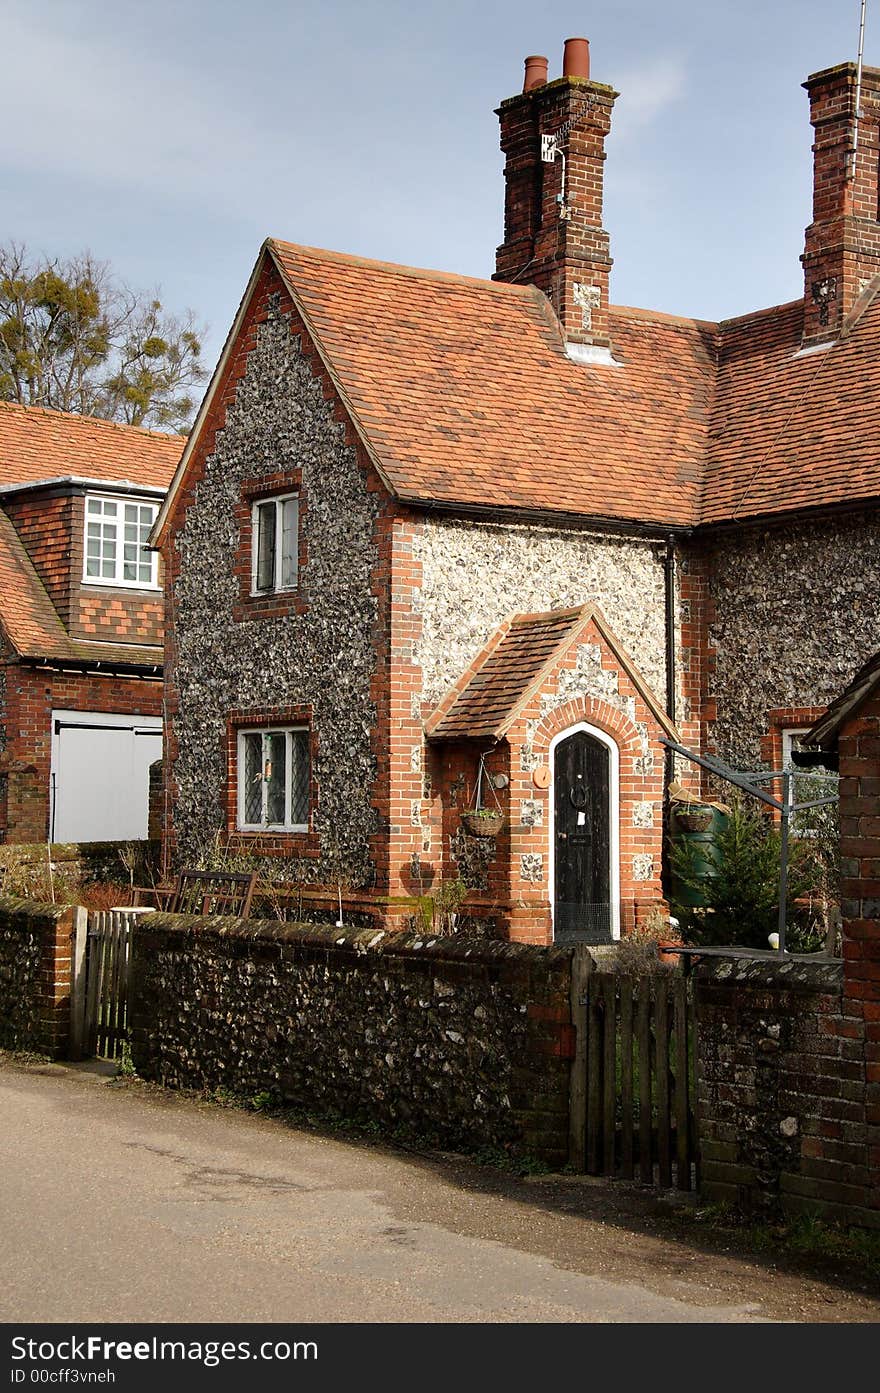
xmin=265 ymin=732 xmax=287 ymax=824
xmin=243 ymin=733 xmax=263 ymax=825
xmin=290 ymin=729 xmax=310 ymax=825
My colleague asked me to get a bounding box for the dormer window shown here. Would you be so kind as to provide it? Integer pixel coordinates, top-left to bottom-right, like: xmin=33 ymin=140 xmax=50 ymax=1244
xmin=84 ymin=495 xmax=159 ymax=588
xmin=252 ymin=493 xmax=299 ymax=594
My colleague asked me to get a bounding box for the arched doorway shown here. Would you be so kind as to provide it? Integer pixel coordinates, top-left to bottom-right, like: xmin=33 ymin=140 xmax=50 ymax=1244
xmin=550 ymin=723 xmax=619 ymax=943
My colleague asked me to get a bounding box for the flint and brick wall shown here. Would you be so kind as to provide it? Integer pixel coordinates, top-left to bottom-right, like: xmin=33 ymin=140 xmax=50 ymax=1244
xmin=695 ymin=956 xmax=879 ymax=1226
xmin=696 ymin=514 xmax=880 ymax=770
xmin=838 ymin=692 xmax=880 ymax=1212
xmin=129 ymin=916 xmax=575 ymax=1165
xmin=160 ymin=260 xmax=386 ymax=890
xmin=697 ymin=687 xmax=880 ymax=1227
xmin=0 ymin=896 xmax=75 ymax=1058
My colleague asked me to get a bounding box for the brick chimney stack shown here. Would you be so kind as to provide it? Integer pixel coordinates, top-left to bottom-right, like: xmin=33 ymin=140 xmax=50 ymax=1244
xmin=494 ymin=39 xmax=619 ymax=359
xmin=801 ymin=62 xmax=880 ymax=345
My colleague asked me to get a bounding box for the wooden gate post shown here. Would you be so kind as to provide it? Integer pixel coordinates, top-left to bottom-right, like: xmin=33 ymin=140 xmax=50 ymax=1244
xmin=68 ymin=905 xmax=88 ymax=1061
xmin=568 ymin=944 xmax=592 ymax=1171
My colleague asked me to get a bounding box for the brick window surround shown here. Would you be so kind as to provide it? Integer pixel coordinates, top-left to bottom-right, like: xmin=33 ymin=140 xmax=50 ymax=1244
xmin=761 ymin=707 xmax=828 ymax=773
xmin=232 ymin=470 xmax=309 ymax=621
xmin=224 ymin=706 xmax=319 ymax=856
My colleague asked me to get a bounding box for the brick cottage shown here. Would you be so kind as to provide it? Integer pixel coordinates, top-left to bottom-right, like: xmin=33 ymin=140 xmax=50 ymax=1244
xmin=0 ymin=403 xmax=181 ymax=843
xmin=152 ymin=39 xmax=880 ymax=943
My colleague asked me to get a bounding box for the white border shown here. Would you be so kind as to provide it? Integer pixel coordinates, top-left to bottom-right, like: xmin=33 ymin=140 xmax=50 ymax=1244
xmin=548 ymin=721 xmax=620 ymax=942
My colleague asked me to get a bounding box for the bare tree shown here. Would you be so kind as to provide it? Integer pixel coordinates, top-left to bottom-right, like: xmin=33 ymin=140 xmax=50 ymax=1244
xmin=0 ymin=242 xmax=206 ymax=432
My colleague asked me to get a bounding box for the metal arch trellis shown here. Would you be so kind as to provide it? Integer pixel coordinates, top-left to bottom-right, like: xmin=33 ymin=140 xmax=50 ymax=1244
xmin=660 ymin=737 xmax=839 ymax=955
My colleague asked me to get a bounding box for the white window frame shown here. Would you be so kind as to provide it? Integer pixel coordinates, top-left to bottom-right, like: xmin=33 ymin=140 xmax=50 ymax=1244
xmin=250 ymin=493 xmax=299 ymax=595
xmin=236 ymin=725 xmax=309 ymax=832
xmin=781 ymin=727 xmax=835 ymax=836
xmin=83 ymin=493 xmax=160 ymax=589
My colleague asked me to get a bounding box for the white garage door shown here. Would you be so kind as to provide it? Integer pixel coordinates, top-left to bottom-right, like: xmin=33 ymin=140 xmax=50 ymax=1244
xmin=50 ymin=711 xmax=163 ymax=843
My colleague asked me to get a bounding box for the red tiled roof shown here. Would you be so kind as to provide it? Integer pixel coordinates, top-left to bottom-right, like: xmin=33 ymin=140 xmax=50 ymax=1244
xmin=269 ymin=241 xmax=716 ymax=529
xmin=426 ymin=604 xmax=677 ymax=741
xmin=159 ymin=241 xmax=880 ymax=539
xmin=702 ymin=286 xmax=880 ymax=523
xmin=427 ymin=608 xmax=583 ymax=739
xmin=0 ymin=401 xmax=183 ymax=492
xmin=0 ymin=404 xmax=175 ymax=664
xmin=0 ymin=510 xmax=71 ymax=660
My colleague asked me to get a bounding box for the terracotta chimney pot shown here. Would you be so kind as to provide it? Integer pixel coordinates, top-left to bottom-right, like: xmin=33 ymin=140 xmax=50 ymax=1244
xmin=523 ymin=55 xmax=549 ymax=92
xmin=563 ymin=37 xmax=590 ymax=81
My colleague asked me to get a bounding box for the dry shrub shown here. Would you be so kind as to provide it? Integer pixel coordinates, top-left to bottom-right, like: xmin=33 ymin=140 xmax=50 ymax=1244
xmin=78 ymin=881 xmax=135 ymax=911
xmin=611 ymin=905 xmax=679 ymax=976
xmin=0 ymin=847 xmax=79 ymax=904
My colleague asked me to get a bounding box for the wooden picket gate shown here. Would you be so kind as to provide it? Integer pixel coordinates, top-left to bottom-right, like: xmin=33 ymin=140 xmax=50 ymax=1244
xmin=570 ymin=954 xmax=700 ymax=1189
xmin=72 ymin=909 xmax=136 ymax=1061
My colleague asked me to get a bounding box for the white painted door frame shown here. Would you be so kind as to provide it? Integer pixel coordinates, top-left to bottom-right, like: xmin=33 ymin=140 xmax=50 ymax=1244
xmin=548 ymin=721 xmax=621 ymax=941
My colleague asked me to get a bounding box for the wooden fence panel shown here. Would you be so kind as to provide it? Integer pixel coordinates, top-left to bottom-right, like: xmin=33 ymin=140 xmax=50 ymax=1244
xmin=84 ymin=910 xmax=134 ymax=1061
xmin=581 ymin=969 xmax=699 ymax=1189
xmin=619 ymin=980 xmax=634 ymax=1181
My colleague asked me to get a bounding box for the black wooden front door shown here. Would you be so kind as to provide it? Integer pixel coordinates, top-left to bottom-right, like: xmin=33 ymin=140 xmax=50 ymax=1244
xmin=553 ymin=730 xmax=612 ymax=942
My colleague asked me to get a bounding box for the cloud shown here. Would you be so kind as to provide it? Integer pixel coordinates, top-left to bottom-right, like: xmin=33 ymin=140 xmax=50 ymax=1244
xmin=0 ymin=4 xmax=275 ymax=208
xmin=610 ymin=53 xmax=688 ymax=142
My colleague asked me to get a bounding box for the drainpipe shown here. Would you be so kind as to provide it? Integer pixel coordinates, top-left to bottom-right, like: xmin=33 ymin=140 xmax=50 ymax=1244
xmin=664 ymin=535 xmax=677 ymax=727
xmin=662 ymin=536 xmax=677 ymax=897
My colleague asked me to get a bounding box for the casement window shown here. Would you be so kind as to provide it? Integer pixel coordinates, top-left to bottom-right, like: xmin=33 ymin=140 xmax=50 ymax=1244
xmin=84 ymin=495 xmax=159 ymax=588
xmin=237 ymin=726 xmax=310 ymax=831
xmin=251 ymin=494 xmax=299 ymax=594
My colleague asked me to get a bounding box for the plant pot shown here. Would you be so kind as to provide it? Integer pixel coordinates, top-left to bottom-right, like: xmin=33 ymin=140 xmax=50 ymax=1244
xmin=461 ymin=809 xmax=504 ymax=838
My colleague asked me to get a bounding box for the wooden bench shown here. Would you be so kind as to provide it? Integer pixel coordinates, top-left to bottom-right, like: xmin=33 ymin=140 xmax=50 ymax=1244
xmin=133 ymin=869 xmax=258 ymax=918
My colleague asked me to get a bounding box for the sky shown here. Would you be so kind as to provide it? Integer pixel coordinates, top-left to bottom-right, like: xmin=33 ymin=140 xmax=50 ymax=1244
xmin=3 ymin=0 xmax=875 ymax=369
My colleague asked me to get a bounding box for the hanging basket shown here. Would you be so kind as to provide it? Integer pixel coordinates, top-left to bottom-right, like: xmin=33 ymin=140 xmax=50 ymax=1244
xmin=674 ymin=807 xmax=713 ymax=834
xmin=461 ymin=808 xmax=505 ymax=838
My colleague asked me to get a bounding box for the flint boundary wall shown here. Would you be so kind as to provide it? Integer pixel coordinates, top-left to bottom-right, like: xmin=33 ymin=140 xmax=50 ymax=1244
xmin=694 ymin=955 xmax=880 ymax=1227
xmin=129 ymin=916 xmax=576 ymax=1165
xmin=0 ymin=896 xmax=76 ymax=1057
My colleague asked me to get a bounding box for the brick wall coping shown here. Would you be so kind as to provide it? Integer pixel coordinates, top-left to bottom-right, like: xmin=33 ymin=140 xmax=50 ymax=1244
xmin=0 ymin=894 xmax=72 ymax=925
xmin=696 ymin=954 xmax=843 ymax=990
xmin=141 ymin=913 xmax=574 ymax=971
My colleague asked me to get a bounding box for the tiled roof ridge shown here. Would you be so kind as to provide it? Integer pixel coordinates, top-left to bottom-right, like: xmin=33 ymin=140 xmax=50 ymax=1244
xmin=510 ymin=604 xmax=590 ymax=625
xmin=427 ymin=604 xmax=597 ymax=741
xmin=611 ymin=304 xmax=720 ymax=332
xmin=717 ymin=298 xmax=803 ymax=333
xmin=0 ymin=399 xmax=186 ymax=445
xmin=268 ymin=238 xmax=538 ymax=297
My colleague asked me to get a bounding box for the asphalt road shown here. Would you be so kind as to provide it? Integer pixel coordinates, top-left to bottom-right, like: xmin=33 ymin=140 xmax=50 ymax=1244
xmin=1 ymin=1059 xmax=877 ymax=1324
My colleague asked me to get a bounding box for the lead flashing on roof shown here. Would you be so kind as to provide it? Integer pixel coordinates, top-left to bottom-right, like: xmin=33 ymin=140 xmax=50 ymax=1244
xmin=564 ymin=341 xmax=623 ymax=368
xmin=0 ymin=476 xmax=166 ymax=499
xmin=790 ymin=339 xmax=836 ymax=360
